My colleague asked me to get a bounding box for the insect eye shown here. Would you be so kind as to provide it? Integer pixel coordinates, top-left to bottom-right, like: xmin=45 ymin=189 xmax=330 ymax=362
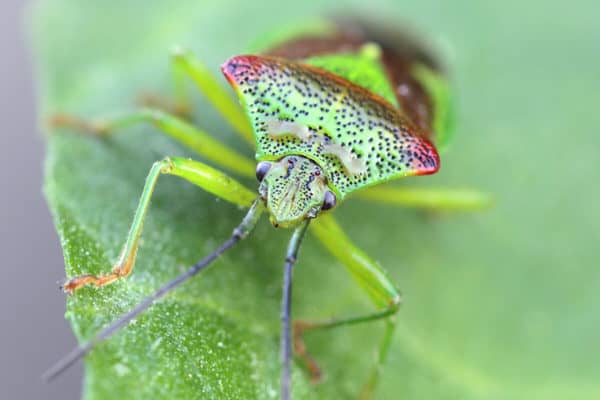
xmin=255 ymin=161 xmax=271 ymax=181
xmin=321 ymin=190 xmax=337 ymax=211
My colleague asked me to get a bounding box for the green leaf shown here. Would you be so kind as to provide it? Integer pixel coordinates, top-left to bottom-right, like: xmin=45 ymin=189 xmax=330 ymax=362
xmin=33 ymin=0 xmax=600 ymax=399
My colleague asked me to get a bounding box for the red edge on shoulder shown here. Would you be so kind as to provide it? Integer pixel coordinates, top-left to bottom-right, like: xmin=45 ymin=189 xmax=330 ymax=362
xmin=221 ymin=55 xmax=263 ymax=86
xmin=412 ymin=138 xmax=440 ymax=176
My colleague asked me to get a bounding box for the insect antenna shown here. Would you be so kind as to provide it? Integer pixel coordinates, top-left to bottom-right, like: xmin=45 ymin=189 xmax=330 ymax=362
xmin=43 ymin=199 xmax=264 ymax=382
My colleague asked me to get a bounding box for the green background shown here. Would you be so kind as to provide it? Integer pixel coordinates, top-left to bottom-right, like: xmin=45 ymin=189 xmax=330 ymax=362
xmin=33 ymin=0 xmax=600 ymax=399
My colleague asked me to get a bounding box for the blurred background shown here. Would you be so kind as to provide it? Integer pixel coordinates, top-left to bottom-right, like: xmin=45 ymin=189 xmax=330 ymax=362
xmin=2 ymin=0 xmax=599 ymax=399
xmin=0 ymin=1 xmax=82 ymax=399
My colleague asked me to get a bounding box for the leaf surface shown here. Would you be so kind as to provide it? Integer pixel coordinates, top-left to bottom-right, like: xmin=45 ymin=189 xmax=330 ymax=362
xmin=33 ymin=0 xmax=600 ymax=399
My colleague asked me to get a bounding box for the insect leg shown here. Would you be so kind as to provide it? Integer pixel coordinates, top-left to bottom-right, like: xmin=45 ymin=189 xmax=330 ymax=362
xmin=356 ymin=185 xmax=491 ymax=211
xmin=281 ymin=221 xmax=310 ymax=400
xmin=171 ymin=49 xmax=254 ymax=145
xmin=303 ymin=214 xmax=402 ymax=399
xmin=51 ymin=108 xmax=255 ymax=178
xmin=44 ymin=198 xmax=264 ymax=382
xmin=62 ymin=156 xmax=257 ymax=293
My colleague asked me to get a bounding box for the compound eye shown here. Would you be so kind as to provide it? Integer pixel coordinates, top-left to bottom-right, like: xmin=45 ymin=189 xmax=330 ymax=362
xmin=321 ymin=190 xmax=337 ymax=211
xmin=255 ymin=161 xmax=271 ymax=181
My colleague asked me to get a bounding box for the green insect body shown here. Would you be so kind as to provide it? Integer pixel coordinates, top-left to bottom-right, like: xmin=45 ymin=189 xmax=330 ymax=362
xmin=222 ymin=20 xmax=450 ymax=227
xmin=48 ymin=17 xmax=487 ymax=400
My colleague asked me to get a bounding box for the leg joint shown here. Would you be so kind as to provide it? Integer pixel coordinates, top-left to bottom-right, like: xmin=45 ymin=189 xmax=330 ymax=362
xmin=383 ymin=294 xmax=402 ymax=318
xmin=232 ymin=227 xmax=244 ymax=240
xmin=139 ymin=107 xmax=166 ymax=124
xmin=389 ymin=294 xmax=402 ymax=311
xmin=170 ymin=45 xmax=187 ymax=61
xmin=155 ymin=157 xmax=174 ymax=173
xmin=285 ymin=255 xmax=296 ymax=264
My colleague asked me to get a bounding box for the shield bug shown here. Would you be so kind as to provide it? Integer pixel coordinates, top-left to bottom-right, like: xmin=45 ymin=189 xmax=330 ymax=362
xmin=45 ymin=17 xmax=488 ymax=400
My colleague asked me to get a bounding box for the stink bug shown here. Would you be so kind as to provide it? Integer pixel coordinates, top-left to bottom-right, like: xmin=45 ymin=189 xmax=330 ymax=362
xmin=45 ymin=17 xmax=488 ymax=400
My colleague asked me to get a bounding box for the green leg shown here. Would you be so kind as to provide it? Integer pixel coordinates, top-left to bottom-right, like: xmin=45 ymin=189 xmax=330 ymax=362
xmin=62 ymin=156 xmax=257 ymax=293
xmin=44 ymin=199 xmax=264 ymax=382
xmin=52 ymin=108 xmax=255 ymax=179
xmin=171 ymin=48 xmax=254 ymax=145
xmin=355 ymin=185 xmax=492 ymax=211
xmin=300 ymin=214 xmax=402 ymax=399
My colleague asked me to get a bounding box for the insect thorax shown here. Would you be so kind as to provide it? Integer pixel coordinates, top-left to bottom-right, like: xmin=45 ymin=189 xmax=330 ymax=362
xmin=223 ymin=56 xmax=439 ymax=200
